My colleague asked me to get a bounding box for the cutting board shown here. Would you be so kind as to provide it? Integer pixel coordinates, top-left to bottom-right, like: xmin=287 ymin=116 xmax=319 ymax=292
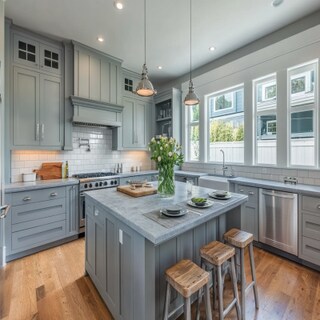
xmin=34 ymin=162 xmax=63 ymax=180
xmin=117 ymin=185 xmax=157 ymax=197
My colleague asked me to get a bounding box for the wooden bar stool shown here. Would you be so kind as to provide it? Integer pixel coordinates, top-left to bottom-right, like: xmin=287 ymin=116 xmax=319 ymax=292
xmin=200 ymin=241 xmax=241 ymax=320
xmin=224 ymin=228 xmax=259 ymax=320
xmin=163 ymin=259 xmax=212 ymax=320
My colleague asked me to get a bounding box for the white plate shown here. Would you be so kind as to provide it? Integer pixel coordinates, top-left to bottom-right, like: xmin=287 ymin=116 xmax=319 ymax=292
xmin=160 ymin=208 xmax=188 ymax=217
xmin=187 ymin=200 xmax=214 ymax=208
xmin=208 ymin=192 xmax=231 ymax=200
xmin=165 ymin=205 xmax=183 ymax=213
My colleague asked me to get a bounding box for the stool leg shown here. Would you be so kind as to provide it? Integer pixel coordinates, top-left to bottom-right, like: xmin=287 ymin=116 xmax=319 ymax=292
xmin=217 ymin=265 xmax=224 ymax=320
xmin=249 ymin=243 xmax=259 ymax=309
xmin=230 ymin=256 xmax=241 ymax=320
xmin=163 ymin=282 xmax=171 ymax=320
xmin=184 ymin=297 xmax=191 ymax=320
xmin=212 ymin=267 xmax=217 ymax=309
xmin=240 ymin=248 xmax=246 ymax=320
xmin=204 ymin=282 xmax=213 ymax=320
xmin=196 ymin=287 xmax=202 ymax=320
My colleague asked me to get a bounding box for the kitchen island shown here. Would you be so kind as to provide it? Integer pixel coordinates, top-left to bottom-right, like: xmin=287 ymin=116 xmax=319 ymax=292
xmin=84 ymin=182 xmax=247 ymax=320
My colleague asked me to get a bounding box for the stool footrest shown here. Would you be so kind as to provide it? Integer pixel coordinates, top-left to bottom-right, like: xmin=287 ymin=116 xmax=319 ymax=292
xmin=223 ymin=298 xmax=238 ymax=317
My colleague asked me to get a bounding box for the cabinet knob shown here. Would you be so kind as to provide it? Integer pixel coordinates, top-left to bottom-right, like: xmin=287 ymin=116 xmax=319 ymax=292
xmin=239 ymin=189 xmax=244 ymax=193
xmin=94 ymin=209 xmax=99 ymax=216
xmin=23 ymin=196 xmax=31 ymax=201
xmin=248 ymin=191 xmax=254 ymax=195
xmin=317 ymin=205 xmax=320 ymax=210
xmin=50 ymin=192 xmax=58 ymax=197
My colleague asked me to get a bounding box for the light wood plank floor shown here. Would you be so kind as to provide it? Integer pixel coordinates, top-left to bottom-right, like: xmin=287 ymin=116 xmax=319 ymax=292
xmin=0 ymin=238 xmax=319 ymax=320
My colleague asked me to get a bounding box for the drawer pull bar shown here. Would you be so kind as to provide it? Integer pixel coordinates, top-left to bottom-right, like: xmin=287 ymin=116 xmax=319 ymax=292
xmin=50 ymin=192 xmax=58 ymax=197
xmin=239 ymin=189 xmax=244 ymax=193
xmin=248 ymin=191 xmax=255 ymax=195
xmin=23 ymin=197 xmax=31 ymax=201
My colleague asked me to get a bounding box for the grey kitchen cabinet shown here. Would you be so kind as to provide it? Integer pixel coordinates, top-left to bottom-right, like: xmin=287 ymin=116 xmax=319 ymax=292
xmin=13 ymin=32 xmax=62 ymax=75
xmin=5 ymin=184 xmax=79 ymax=261
xmin=85 ymin=197 xmax=145 ymax=320
xmin=154 ymin=88 xmax=181 ymax=143
xmin=73 ymin=41 xmax=122 ymax=106
xmin=235 ymin=184 xmax=259 ymax=241
xmin=122 ymin=96 xmax=151 ymax=150
xmin=13 ymin=66 xmax=63 ymax=148
xmin=299 ymin=195 xmax=320 ymax=266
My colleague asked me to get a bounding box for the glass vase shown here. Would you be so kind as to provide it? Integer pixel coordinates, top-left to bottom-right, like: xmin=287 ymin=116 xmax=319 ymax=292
xmin=157 ymin=164 xmax=175 ymax=197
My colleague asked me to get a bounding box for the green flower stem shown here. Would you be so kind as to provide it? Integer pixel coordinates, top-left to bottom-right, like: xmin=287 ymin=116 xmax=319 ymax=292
xmin=158 ymin=164 xmax=175 ymax=197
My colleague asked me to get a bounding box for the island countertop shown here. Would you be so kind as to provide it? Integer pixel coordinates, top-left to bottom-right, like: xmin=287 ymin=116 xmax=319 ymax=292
xmin=85 ymin=181 xmax=248 ymax=245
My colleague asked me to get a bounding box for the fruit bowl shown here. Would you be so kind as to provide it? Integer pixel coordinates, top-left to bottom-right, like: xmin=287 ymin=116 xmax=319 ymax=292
xmin=191 ymin=197 xmax=208 ymax=206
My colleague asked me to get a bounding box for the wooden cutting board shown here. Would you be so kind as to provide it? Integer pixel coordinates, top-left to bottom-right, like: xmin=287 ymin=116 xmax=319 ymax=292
xmin=34 ymin=162 xmax=63 ymax=180
xmin=117 ymin=185 xmax=157 ymax=197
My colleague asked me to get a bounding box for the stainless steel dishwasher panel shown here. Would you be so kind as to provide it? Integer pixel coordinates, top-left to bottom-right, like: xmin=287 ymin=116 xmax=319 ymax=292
xmin=259 ymin=189 xmax=298 ymax=255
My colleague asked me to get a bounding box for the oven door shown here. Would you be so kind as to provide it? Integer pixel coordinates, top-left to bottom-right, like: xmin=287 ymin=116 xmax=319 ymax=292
xmin=79 ymin=192 xmax=86 ymax=233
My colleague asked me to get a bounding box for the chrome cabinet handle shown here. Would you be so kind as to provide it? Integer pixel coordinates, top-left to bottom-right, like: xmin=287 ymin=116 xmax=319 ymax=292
xmin=50 ymin=192 xmax=58 ymax=197
xmin=23 ymin=196 xmax=31 ymax=201
xmin=94 ymin=209 xmax=99 ymax=216
xmin=41 ymin=124 xmax=44 ymax=141
xmin=36 ymin=123 xmax=40 ymax=141
xmin=317 ymin=205 xmax=320 ymax=209
xmin=248 ymin=191 xmax=254 ymax=195
xmin=0 ymin=205 xmax=10 ymax=219
xmin=239 ymin=189 xmax=244 ymax=193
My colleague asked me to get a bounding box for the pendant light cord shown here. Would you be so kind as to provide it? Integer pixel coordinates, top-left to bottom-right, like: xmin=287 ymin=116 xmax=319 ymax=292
xmin=189 ymin=0 xmax=192 ymax=82
xmin=144 ymin=0 xmax=147 ymax=65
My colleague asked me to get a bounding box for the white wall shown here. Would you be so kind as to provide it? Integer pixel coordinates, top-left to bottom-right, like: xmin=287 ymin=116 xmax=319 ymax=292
xmin=11 ymin=126 xmax=152 ymax=183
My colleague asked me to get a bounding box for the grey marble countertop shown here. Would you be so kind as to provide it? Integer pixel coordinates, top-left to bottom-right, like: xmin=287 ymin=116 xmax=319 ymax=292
xmin=174 ymin=170 xmax=208 ymax=177
xmin=85 ymin=181 xmax=247 ymax=245
xmin=229 ymin=177 xmax=320 ymax=196
xmin=5 ymin=178 xmax=79 ymax=193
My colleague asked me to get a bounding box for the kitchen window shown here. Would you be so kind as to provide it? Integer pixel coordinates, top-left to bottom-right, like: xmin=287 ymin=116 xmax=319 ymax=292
xmin=187 ymin=104 xmax=200 ymax=161
xmin=254 ymin=74 xmax=277 ymax=165
xmin=207 ymin=85 xmax=244 ymax=163
xmin=288 ymin=60 xmax=318 ymax=167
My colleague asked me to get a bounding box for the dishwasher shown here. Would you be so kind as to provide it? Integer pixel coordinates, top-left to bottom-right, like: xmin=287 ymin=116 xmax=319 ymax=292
xmin=259 ymin=189 xmax=298 ymax=255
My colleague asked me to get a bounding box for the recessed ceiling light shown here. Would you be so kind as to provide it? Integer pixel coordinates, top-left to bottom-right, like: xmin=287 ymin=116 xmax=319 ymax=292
xmin=114 ymin=1 xmax=124 ymax=10
xmin=271 ymin=0 xmax=283 ymax=7
xmin=157 ymin=66 xmax=163 ymax=70
xmin=209 ymin=46 xmax=216 ymax=52
xmin=97 ymin=37 xmax=104 ymax=42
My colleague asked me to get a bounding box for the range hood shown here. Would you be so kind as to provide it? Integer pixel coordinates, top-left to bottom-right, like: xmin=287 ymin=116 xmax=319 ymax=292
xmin=70 ymin=96 xmax=124 ymax=127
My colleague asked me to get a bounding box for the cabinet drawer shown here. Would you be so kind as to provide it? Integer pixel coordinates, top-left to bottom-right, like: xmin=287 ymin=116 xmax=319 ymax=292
xmin=11 ymin=187 xmax=65 ymax=206
xmin=300 ymin=236 xmax=320 ymax=266
xmin=12 ymin=220 xmax=66 ymax=252
xmin=302 ymin=213 xmax=320 ymax=241
xmin=301 ymin=195 xmax=320 ymax=214
xmin=11 ymin=198 xmax=66 ymax=224
xmin=236 ymin=185 xmax=258 ymax=207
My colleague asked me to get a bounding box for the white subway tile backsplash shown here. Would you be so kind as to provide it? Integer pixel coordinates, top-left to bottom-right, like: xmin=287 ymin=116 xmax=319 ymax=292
xmin=11 ymin=126 xmax=152 ymax=183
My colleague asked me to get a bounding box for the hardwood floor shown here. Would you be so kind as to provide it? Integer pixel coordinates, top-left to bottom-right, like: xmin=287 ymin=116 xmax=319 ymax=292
xmin=0 ymin=239 xmax=319 ymax=320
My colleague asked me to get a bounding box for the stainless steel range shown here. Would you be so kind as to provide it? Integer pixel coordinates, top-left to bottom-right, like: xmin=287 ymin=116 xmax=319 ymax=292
xmin=73 ymin=172 xmax=119 ymax=233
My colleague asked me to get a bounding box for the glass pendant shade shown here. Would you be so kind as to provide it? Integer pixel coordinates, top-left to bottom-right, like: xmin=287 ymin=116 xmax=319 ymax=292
xmin=136 ymin=64 xmax=157 ymax=97
xmin=184 ymin=80 xmax=200 ymax=105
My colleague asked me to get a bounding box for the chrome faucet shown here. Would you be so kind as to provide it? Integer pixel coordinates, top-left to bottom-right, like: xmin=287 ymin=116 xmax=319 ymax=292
xmin=220 ymin=149 xmax=228 ymax=176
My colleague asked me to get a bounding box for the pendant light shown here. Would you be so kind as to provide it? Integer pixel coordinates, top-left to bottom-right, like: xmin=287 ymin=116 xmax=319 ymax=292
xmin=184 ymin=0 xmax=200 ymax=105
xmin=135 ymin=0 xmax=157 ymax=97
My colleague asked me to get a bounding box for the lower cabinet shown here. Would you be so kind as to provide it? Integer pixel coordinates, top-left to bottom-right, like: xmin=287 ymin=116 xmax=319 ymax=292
xmin=85 ymin=198 xmax=145 ymax=320
xmin=235 ymin=184 xmax=259 ymax=241
xmin=299 ymin=195 xmax=320 ymax=266
xmin=5 ymin=184 xmax=79 ymax=260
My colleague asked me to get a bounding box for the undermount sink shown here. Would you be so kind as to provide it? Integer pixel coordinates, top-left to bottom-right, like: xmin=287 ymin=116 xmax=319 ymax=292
xmin=198 ymin=175 xmax=234 ymax=191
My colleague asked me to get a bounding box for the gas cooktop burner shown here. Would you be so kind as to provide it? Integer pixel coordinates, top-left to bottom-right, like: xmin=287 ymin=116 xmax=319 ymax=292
xmin=73 ymin=172 xmax=116 ymax=179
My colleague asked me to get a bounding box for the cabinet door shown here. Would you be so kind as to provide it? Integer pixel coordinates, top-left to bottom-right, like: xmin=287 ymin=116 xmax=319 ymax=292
xmin=66 ymin=185 xmax=79 ymax=236
xmin=135 ymin=101 xmax=147 ymax=148
xmin=13 ymin=33 xmax=39 ymax=68
xmin=39 ymin=74 xmax=62 ymax=147
xmin=40 ymin=44 xmax=62 ymax=75
xmin=122 ymin=98 xmax=134 ymax=148
xmin=13 ymin=67 xmax=40 ymax=146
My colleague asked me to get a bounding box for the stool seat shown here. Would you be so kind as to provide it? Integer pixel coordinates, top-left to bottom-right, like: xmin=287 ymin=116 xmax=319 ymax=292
xmin=200 ymin=241 xmax=235 ymax=266
xmin=224 ymin=228 xmax=253 ymax=248
xmin=165 ymin=259 xmax=210 ymax=298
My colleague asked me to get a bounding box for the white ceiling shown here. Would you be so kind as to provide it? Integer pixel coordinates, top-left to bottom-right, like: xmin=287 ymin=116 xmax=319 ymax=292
xmin=4 ymin=0 xmax=320 ymax=86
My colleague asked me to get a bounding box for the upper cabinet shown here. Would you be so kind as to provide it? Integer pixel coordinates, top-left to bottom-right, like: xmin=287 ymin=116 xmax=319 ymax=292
xmin=9 ymin=28 xmax=64 ymax=150
xmin=73 ymin=41 xmax=122 ymax=106
xmin=13 ymin=33 xmax=62 ymax=75
xmin=154 ymin=88 xmax=181 ymax=143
